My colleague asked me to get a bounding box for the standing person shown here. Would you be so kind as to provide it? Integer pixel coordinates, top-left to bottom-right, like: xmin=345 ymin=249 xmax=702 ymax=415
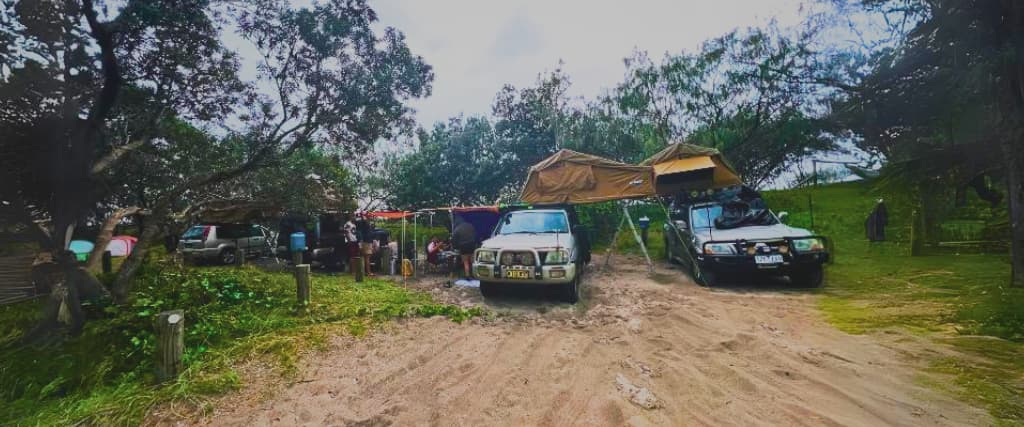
xmin=865 ymin=198 xmax=888 ymax=242
xmin=343 ymin=217 xmax=358 ymax=272
xmin=355 ymin=212 xmax=374 ymax=276
xmin=451 ymin=216 xmax=477 ymax=279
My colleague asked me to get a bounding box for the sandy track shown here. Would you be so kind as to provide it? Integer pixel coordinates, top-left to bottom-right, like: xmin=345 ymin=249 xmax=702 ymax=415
xmin=192 ymin=259 xmax=987 ymax=427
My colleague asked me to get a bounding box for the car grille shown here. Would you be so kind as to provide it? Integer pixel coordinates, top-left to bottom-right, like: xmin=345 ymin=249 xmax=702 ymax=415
xmin=499 ymin=251 xmax=536 ymax=266
xmin=740 ymin=240 xmax=789 ymax=255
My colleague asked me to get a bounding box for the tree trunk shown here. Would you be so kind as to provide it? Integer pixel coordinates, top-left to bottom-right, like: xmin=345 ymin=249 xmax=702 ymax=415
xmin=1005 ymin=141 xmax=1024 ymax=287
xmin=111 ymin=220 xmax=161 ymax=303
xmin=85 ymin=207 xmax=141 ymax=273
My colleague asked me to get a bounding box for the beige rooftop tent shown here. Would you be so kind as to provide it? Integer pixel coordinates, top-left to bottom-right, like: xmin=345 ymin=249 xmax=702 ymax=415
xmin=521 ymin=149 xmax=655 ymax=205
xmin=640 ymin=143 xmax=742 ymax=194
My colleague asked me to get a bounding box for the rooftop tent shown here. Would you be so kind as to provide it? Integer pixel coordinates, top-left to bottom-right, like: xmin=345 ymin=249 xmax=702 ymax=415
xmin=520 ymin=149 xmax=656 ymax=205
xmin=640 ymin=143 xmax=743 ymax=194
xmin=188 ymin=199 xmax=281 ymax=224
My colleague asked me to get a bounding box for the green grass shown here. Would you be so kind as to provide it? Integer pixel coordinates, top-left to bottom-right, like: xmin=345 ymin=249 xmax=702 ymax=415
xmin=0 ymin=258 xmax=481 ymax=426
xmin=763 ymin=181 xmax=1024 ymax=424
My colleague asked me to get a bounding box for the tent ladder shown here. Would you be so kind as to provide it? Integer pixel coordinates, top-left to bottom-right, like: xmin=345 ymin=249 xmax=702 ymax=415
xmin=622 ymin=205 xmax=655 ymax=275
xmin=602 ymin=211 xmax=627 ymax=272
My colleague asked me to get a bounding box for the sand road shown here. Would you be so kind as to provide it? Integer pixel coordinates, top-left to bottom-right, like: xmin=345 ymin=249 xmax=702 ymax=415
xmin=192 ymin=259 xmax=987 ymax=427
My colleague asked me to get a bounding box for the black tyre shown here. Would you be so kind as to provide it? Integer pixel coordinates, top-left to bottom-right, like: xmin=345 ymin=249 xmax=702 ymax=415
xmin=791 ymin=265 xmax=824 ymax=288
xmin=563 ymin=275 xmax=580 ymax=304
xmin=219 ymin=249 xmax=236 ymax=265
xmin=480 ymin=281 xmax=499 ymax=299
xmin=695 ymin=265 xmax=718 ymax=287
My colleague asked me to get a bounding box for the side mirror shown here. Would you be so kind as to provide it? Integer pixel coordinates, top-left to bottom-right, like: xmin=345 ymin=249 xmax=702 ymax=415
xmin=777 ymin=211 xmax=789 ymax=224
xmin=674 ymin=220 xmax=689 ymax=230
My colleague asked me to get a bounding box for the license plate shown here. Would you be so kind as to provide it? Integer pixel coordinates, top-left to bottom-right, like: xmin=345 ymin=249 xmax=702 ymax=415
xmin=504 ymin=270 xmax=531 ymax=279
xmin=755 ymin=255 xmax=784 ymax=264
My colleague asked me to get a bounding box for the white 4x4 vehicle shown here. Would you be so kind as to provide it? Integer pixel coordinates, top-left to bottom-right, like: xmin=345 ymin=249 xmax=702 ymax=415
xmin=473 ymin=208 xmax=589 ymax=303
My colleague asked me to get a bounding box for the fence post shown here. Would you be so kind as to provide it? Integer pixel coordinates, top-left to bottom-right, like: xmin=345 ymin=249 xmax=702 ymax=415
xmin=292 ymin=251 xmax=302 ymax=266
xmin=102 ymin=250 xmax=112 ymax=273
xmin=156 ymin=310 xmax=185 ymax=382
xmin=295 ymin=264 xmax=311 ymax=306
xmin=352 ymin=257 xmax=364 ymax=282
xmin=910 ymin=209 xmax=924 ymax=256
xmin=235 ymin=248 xmax=245 ymax=267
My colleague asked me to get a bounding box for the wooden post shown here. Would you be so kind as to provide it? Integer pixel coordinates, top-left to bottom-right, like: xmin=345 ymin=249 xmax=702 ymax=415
xmin=101 ymin=251 xmax=112 ymax=273
xmin=295 ymin=264 xmax=311 ymax=306
xmin=235 ymin=247 xmax=245 ymax=267
xmin=156 ymin=310 xmax=185 ymax=383
xmin=911 ymin=209 xmax=924 ymax=256
xmin=352 ymin=257 xmax=364 ymax=282
xmin=292 ymin=251 xmax=302 ymax=266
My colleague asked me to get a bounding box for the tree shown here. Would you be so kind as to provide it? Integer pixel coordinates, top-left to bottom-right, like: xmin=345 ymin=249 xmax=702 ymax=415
xmin=836 ymin=0 xmax=1024 ymax=286
xmin=1 ymin=0 xmax=432 ymax=334
xmin=614 ymin=27 xmax=841 ymax=186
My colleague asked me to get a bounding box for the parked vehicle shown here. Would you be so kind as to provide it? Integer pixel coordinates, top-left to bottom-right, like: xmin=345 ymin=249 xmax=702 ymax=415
xmin=179 ymin=223 xmax=272 ymax=265
xmin=276 ymin=213 xmax=342 ymax=267
xmin=473 ymin=207 xmax=590 ymax=303
xmin=663 ymin=187 xmax=830 ymax=287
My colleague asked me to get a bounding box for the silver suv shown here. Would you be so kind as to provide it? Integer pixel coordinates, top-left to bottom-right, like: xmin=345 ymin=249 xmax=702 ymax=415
xmin=179 ymin=224 xmax=272 ymax=265
xmin=473 ymin=208 xmax=589 ymax=303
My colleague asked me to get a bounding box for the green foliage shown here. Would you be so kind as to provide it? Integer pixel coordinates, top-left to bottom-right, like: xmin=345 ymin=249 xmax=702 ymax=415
xmin=0 ymin=259 xmax=479 ymax=425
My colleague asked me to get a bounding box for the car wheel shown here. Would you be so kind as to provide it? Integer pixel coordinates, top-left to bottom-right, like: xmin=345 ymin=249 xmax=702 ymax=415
xmin=563 ymin=275 xmax=581 ymax=304
xmin=480 ymin=281 xmax=499 ymax=299
xmin=791 ymin=265 xmax=824 ymax=288
xmin=220 ymin=249 xmax=236 ymax=265
xmin=695 ymin=266 xmax=718 ymax=287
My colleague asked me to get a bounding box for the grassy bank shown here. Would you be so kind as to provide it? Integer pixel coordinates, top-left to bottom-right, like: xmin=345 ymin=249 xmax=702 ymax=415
xmin=763 ymin=182 xmax=1024 ymax=424
xmin=0 ymin=257 xmax=481 ymax=426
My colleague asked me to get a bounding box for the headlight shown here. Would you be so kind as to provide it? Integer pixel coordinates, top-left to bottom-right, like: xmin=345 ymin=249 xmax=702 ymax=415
xmin=791 ymin=238 xmax=825 ymax=252
xmin=545 ymin=250 xmax=569 ymax=264
xmin=476 ymin=250 xmax=496 ymax=263
xmin=703 ymin=243 xmax=736 ymax=255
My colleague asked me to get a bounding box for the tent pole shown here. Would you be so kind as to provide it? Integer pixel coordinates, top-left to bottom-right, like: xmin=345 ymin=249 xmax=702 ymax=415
xmin=623 ymin=204 xmax=654 ymax=275
xmin=657 ymin=199 xmax=698 ymax=274
xmin=602 ymin=207 xmax=627 ymax=272
xmin=413 ymin=212 xmax=418 ymax=278
xmin=401 ymin=216 xmax=406 ymax=286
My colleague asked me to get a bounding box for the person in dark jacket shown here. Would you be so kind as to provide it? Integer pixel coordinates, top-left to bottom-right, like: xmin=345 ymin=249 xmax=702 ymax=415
xmin=354 ymin=213 xmax=374 ymax=276
xmin=451 ymin=216 xmax=477 ymax=278
xmin=865 ymin=198 xmax=888 ymax=242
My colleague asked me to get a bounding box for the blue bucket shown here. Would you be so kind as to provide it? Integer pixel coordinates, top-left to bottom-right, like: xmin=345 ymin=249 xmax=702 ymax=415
xmin=289 ymin=232 xmax=306 ymax=253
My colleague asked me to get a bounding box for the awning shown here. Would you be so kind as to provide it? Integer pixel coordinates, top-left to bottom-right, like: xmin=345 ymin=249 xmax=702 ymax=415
xmin=365 ymin=211 xmax=414 ymax=220
xmin=652 ymin=156 xmax=716 ymax=176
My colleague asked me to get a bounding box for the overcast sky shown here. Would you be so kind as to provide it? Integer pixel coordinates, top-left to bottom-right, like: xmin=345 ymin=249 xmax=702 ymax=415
xmin=369 ymin=0 xmax=808 ymax=128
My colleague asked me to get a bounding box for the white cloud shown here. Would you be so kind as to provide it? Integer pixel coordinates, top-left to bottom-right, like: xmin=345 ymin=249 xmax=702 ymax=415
xmin=371 ymin=0 xmax=808 ymax=127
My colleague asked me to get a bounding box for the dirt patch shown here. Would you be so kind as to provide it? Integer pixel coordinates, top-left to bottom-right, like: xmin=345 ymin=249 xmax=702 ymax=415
xmin=166 ymin=258 xmax=989 ymax=426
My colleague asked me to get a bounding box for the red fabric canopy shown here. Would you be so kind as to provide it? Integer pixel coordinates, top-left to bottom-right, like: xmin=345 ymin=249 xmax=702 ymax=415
xmin=365 ymin=211 xmax=414 ymax=220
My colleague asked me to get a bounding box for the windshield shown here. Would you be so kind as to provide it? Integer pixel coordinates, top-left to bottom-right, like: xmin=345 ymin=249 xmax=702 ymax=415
xmin=496 ymin=211 xmax=569 ymax=234
xmin=690 ymin=205 xmax=723 ymax=229
xmin=182 ymin=225 xmax=206 ymax=240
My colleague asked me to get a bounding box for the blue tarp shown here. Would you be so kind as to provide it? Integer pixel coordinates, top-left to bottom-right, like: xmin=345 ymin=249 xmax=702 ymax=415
xmin=453 ymin=209 xmax=501 ymax=242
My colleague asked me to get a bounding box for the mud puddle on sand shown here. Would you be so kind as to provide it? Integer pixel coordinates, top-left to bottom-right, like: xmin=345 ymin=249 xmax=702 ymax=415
xmin=159 ymin=257 xmax=988 ymax=427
